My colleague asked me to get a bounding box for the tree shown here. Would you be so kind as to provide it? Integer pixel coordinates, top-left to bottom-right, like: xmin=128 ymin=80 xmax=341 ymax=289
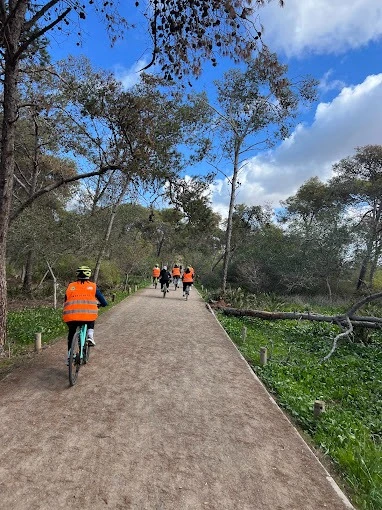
xmin=139 ymin=0 xmax=285 ymax=80
xmin=279 ymin=177 xmax=351 ymax=296
xmin=0 ymin=0 xmax=284 ymax=348
xmin=330 ymin=145 xmax=382 ymax=291
xmin=199 ymin=48 xmax=317 ymax=293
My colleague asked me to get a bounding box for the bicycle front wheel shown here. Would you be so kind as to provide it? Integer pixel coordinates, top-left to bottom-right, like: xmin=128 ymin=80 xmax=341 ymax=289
xmin=69 ymin=332 xmax=80 ymax=386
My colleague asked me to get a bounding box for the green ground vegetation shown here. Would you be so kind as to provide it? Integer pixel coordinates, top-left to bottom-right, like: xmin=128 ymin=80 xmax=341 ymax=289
xmin=217 ymin=307 xmax=382 ymax=510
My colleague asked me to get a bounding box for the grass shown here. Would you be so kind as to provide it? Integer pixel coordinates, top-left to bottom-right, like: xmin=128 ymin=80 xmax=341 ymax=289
xmin=218 ymin=312 xmax=382 ymax=510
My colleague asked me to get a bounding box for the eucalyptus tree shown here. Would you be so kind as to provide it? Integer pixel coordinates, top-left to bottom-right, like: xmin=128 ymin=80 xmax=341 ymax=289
xmin=329 ymin=145 xmax=382 ymax=291
xmin=10 ymin=67 xmax=80 ymax=293
xmin=64 ymin=71 xmax=207 ymax=281
xmin=279 ymin=177 xmax=351 ymax=296
xmin=199 ymin=49 xmax=317 ymax=293
xmin=0 ymin=0 xmax=286 ymax=350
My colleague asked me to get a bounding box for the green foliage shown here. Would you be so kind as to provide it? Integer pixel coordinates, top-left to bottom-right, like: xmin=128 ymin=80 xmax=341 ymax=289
xmin=97 ymin=260 xmax=123 ymax=290
xmin=218 ymin=313 xmax=382 ymax=510
xmin=7 ymin=308 xmax=67 ymax=353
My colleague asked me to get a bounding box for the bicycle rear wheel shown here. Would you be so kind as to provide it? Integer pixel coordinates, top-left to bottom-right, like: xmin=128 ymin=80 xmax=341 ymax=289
xmin=69 ymin=332 xmax=81 ymax=386
xmin=84 ymin=341 xmax=91 ymax=364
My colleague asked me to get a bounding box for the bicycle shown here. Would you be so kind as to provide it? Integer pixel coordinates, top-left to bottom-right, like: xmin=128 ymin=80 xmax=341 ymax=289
xmin=184 ymin=284 xmax=191 ymax=301
xmin=153 ymin=277 xmax=158 ymax=289
xmin=173 ymin=276 xmax=179 ymax=290
xmin=68 ymin=323 xmax=91 ymax=386
xmin=162 ymin=283 xmax=168 ymax=298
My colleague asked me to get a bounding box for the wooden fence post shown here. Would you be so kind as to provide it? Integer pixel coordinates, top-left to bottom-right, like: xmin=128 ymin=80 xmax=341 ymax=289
xmin=35 ymin=332 xmax=42 ymax=352
xmin=314 ymin=400 xmax=325 ymax=419
xmin=260 ymin=347 xmax=267 ymax=366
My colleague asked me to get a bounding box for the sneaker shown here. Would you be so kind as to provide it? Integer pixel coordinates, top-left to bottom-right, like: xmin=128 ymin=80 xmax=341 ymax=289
xmin=87 ymin=338 xmax=96 ymax=347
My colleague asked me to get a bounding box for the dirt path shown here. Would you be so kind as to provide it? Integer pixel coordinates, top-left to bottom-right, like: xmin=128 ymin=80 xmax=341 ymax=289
xmin=0 ymin=286 xmax=355 ymax=510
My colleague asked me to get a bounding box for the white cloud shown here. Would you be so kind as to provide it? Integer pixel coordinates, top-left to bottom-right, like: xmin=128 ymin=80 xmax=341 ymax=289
xmin=319 ymin=70 xmax=346 ymax=93
xmin=113 ymin=58 xmax=149 ymax=89
xmin=211 ymin=73 xmax=382 ymax=217
xmin=258 ymin=0 xmax=382 ymax=56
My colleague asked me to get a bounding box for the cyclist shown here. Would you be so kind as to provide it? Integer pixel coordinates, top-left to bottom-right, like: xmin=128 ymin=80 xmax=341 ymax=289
xmin=182 ymin=266 xmax=194 ymax=297
xmin=62 ymin=266 xmax=108 ymax=364
xmin=172 ymin=264 xmax=181 ymax=289
xmin=159 ymin=265 xmax=171 ymax=293
xmin=152 ymin=264 xmax=160 ymax=286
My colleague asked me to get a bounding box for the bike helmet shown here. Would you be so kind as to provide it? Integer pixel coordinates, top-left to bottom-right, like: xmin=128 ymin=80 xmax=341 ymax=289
xmin=155 ymin=264 xmax=159 ymax=267
xmin=163 ymin=265 xmax=167 ymax=270
xmin=76 ymin=265 xmax=92 ymax=279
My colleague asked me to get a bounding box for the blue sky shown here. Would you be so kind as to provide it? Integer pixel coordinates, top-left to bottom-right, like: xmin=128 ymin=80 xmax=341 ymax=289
xmin=49 ymin=0 xmax=382 ymax=218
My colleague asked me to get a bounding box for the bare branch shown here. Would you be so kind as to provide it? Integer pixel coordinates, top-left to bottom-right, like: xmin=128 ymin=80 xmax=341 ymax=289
xmin=322 ymin=317 xmax=353 ymax=362
xmin=11 ymin=165 xmax=124 ymax=221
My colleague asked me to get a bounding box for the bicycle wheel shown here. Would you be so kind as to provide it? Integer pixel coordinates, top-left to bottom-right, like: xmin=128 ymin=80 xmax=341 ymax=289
xmin=84 ymin=340 xmax=91 ymax=364
xmin=162 ymin=285 xmax=167 ymax=298
xmin=80 ymin=325 xmax=90 ymax=364
xmin=69 ymin=332 xmax=81 ymax=386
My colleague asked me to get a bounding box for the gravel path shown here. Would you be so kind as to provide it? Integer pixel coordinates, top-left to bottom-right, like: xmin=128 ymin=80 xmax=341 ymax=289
xmin=0 ymin=285 xmax=355 ymax=509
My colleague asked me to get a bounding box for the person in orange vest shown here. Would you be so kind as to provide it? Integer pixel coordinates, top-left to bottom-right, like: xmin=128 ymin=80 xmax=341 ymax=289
xmin=181 ymin=266 xmax=194 ymax=297
xmin=172 ymin=264 xmax=181 ymax=289
xmin=152 ymin=264 xmax=160 ymax=286
xmin=62 ymin=266 xmax=108 ymax=364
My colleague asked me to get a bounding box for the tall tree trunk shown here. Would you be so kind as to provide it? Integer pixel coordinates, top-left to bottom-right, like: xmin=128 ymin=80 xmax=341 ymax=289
xmin=22 ymin=249 xmax=34 ymax=296
xmin=93 ymin=181 xmax=129 ymax=283
xmin=156 ymin=234 xmax=165 ymax=257
xmin=0 ymin=1 xmax=28 ymax=348
xmin=93 ymin=204 xmax=119 ymax=284
xmin=369 ymin=239 xmax=382 ymax=289
xmin=357 ymin=237 xmax=375 ymax=290
xmin=368 ymin=204 xmax=382 ymax=289
xmin=21 ymin=111 xmax=41 ymax=296
xmin=222 ymin=148 xmax=240 ymax=294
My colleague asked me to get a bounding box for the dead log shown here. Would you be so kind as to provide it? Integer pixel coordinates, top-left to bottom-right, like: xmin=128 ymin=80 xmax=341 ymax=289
xmin=211 ymin=291 xmax=382 ymax=360
xmin=211 ymin=305 xmax=382 ymax=329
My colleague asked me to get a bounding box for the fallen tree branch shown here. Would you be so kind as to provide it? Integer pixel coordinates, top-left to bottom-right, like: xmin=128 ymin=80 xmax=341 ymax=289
xmin=211 ymin=305 xmax=382 ymax=329
xmin=321 ymin=317 xmax=353 ymax=362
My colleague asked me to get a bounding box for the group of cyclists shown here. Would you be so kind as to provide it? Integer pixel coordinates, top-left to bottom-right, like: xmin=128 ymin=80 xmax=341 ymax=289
xmin=152 ymin=263 xmax=195 ymax=297
xmin=62 ymin=262 xmax=195 ymax=365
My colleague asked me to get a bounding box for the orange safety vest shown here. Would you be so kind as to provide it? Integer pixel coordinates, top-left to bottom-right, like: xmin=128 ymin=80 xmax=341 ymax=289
xmin=152 ymin=267 xmax=160 ymax=277
xmin=62 ymin=281 xmax=99 ymax=323
xmin=182 ymin=271 xmax=194 ymax=283
xmin=172 ymin=267 xmax=181 ymax=277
